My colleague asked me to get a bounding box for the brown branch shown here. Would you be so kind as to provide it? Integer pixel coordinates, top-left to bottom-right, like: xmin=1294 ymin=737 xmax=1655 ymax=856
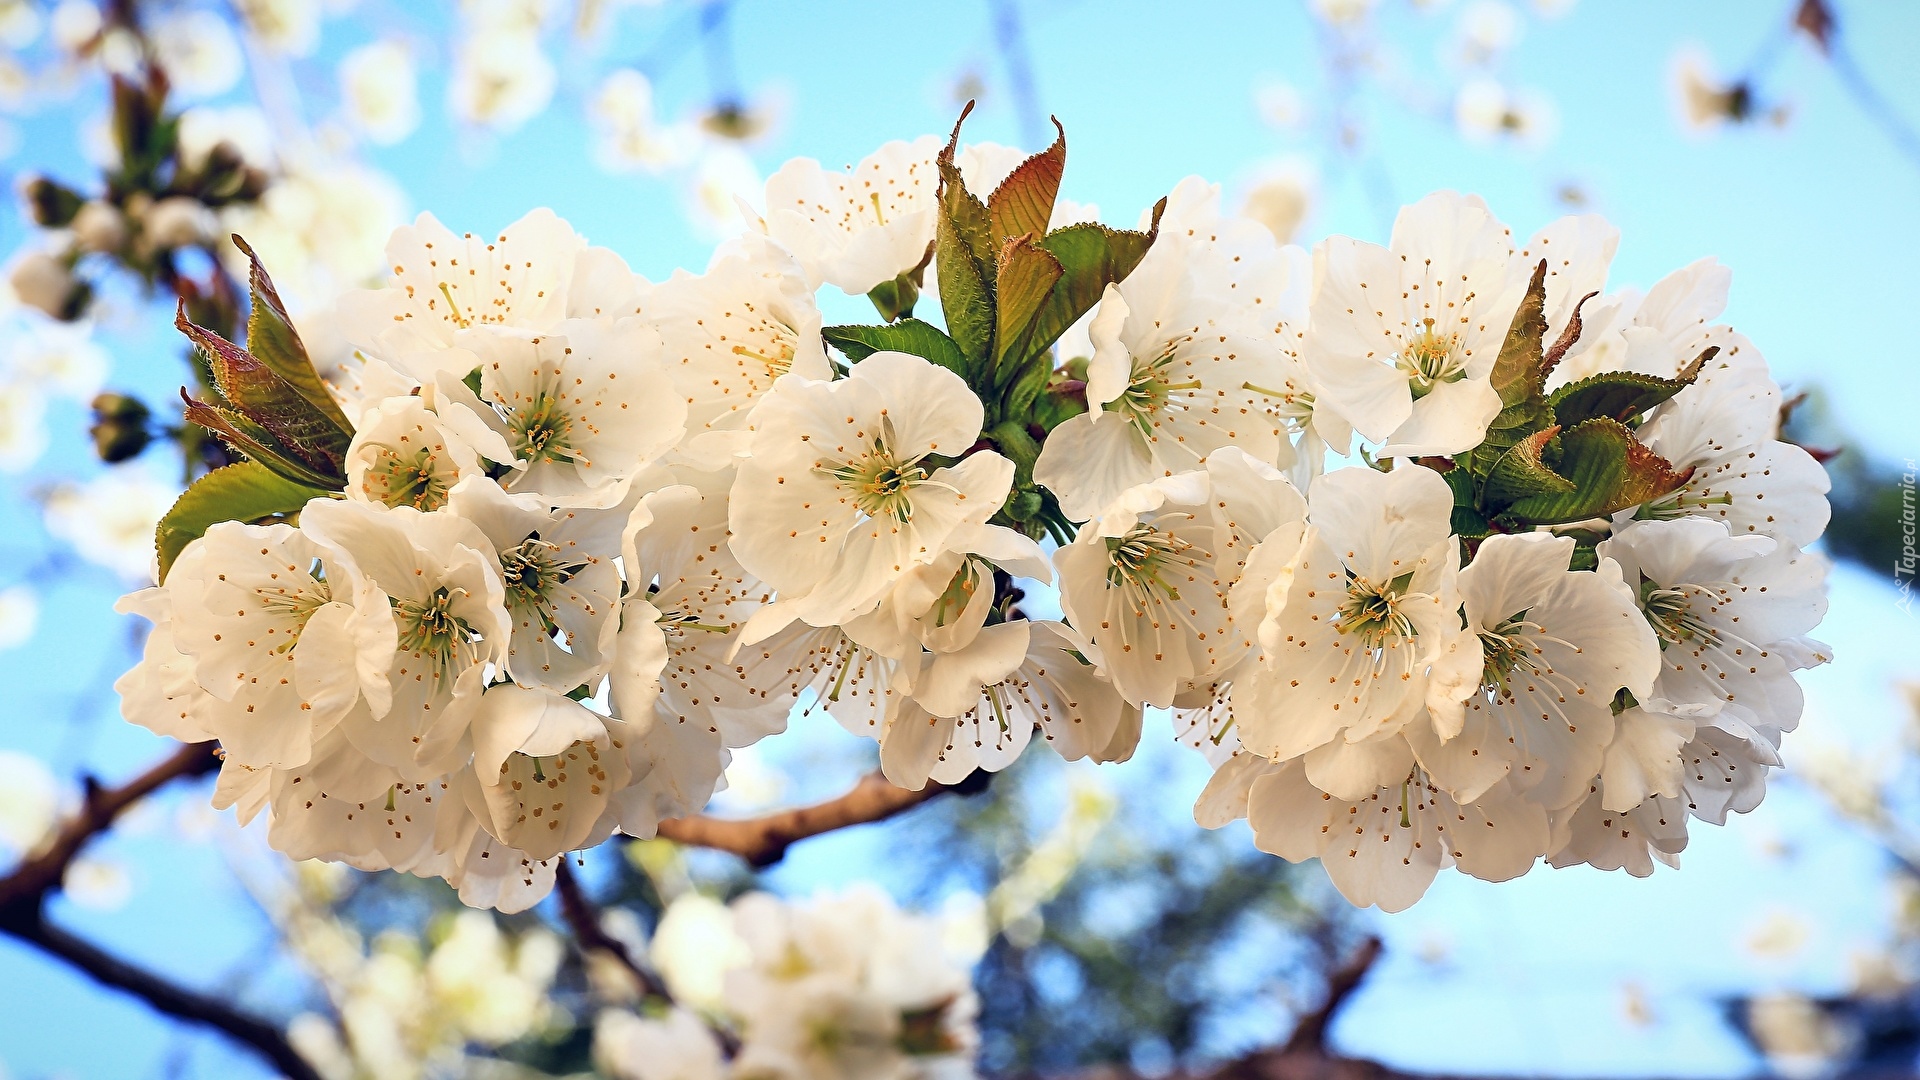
xmin=1281 ymin=935 xmax=1383 ymax=1055
xmin=0 ymin=740 xmax=219 ymax=911
xmin=653 ymin=771 xmax=955 ymax=867
xmin=552 ymin=859 xmax=672 ymax=1001
xmin=5 ymin=911 xmax=323 ymax=1080
xmin=0 ymin=741 xmax=322 ymax=1080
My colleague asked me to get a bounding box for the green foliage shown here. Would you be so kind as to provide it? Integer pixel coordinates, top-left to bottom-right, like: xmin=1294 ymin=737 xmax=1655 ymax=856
xmin=1458 ymin=260 xmax=1552 ymax=478
xmin=155 ymin=461 xmax=334 ymax=582
xmin=1482 ymin=426 xmax=1574 ymax=510
xmin=175 ymin=244 xmax=354 ymax=492
xmin=1498 ymin=417 xmax=1694 ymax=525
xmin=822 ymin=319 xmax=970 ymax=378
xmin=1439 ymin=259 xmax=1698 ymax=548
xmin=236 ymin=236 xmax=354 ymax=432
xmin=1543 ymin=349 xmax=1714 ymax=428
xmin=819 ymin=105 xmax=1170 ymax=540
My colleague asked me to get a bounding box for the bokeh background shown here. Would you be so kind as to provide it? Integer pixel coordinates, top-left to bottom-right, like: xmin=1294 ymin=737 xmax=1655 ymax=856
xmin=0 ymin=1 xmax=1915 ymax=1077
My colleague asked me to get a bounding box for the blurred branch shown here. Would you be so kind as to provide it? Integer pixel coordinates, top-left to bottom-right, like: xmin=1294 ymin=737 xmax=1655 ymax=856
xmin=552 ymin=859 xmax=673 ymax=1001
xmin=5 ymin=912 xmax=322 ymax=1080
xmin=0 ymin=741 xmax=323 ymax=1080
xmin=653 ymin=771 xmax=960 ymax=867
xmin=0 ymin=740 xmax=218 ymax=910
xmin=986 ymin=0 xmax=1045 ymax=148
xmin=1280 ymin=935 xmax=1382 ymax=1055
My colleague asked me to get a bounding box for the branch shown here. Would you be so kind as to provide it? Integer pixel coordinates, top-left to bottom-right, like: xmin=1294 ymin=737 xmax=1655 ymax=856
xmin=0 ymin=740 xmax=219 ymax=911
xmin=4 ymin=911 xmax=323 ymax=1080
xmin=552 ymin=859 xmax=672 ymax=1001
xmin=653 ymin=771 xmax=956 ymax=867
xmin=0 ymin=741 xmax=322 ymax=1080
xmin=1281 ymin=935 xmax=1383 ymax=1054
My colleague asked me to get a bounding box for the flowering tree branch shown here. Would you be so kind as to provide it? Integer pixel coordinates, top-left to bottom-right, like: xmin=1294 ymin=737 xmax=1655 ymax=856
xmin=552 ymin=859 xmax=674 ymax=1001
xmin=0 ymin=741 xmax=324 ymax=1080
xmin=0 ymin=740 xmax=218 ymax=910
xmin=653 ymin=772 xmax=960 ymax=867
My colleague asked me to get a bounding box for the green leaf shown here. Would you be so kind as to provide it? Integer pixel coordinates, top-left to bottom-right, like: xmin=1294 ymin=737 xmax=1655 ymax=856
xmin=821 ymin=320 xmax=969 ymax=378
xmin=987 ymin=119 xmax=1066 ymax=246
xmin=993 ymin=235 xmax=1064 ymax=372
xmin=155 ymin=461 xmax=334 ymax=583
xmin=181 ymin=394 xmax=344 ymax=490
xmin=935 ymin=105 xmax=999 ymax=364
xmin=1482 ymin=426 xmax=1575 ymax=511
xmin=1544 ymin=345 xmax=1718 ymax=427
xmin=1500 ymin=417 xmax=1693 ymax=526
xmin=1459 ymin=261 xmax=1554 ymax=478
xmin=176 ymin=304 xmax=349 ymax=483
xmin=994 ymin=207 xmax=1166 ymax=379
xmin=233 ymin=235 xmax=354 ymax=432
xmin=1488 ymin=259 xmax=1550 ymax=410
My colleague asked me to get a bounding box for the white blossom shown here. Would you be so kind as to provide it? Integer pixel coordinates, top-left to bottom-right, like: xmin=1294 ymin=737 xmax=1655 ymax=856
xmin=1302 ymin=191 xmax=1518 ymax=456
xmin=762 ymin=136 xmax=941 ymax=295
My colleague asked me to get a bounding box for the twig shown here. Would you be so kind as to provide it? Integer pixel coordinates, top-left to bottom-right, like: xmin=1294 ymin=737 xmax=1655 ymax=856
xmin=551 ymin=859 xmax=672 ymax=1001
xmin=0 ymin=740 xmax=218 ymax=911
xmin=1281 ymin=935 xmax=1383 ymax=1054
xmin=5 ymin=910 xmax=323 ymax=1080
xmin=653 ymin=772 xmax=957 ymax=867
xmin=0 ymin=740 xmax=323 ymax=1080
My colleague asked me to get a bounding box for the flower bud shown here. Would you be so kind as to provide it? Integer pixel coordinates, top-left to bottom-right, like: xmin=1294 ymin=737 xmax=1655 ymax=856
xmin=70 ymin=200 xmax=127 ymax=253
xmin=21 ymin=176 xmax=83 ymax=228
xmin=88 ymin=392 xmax=153 ymax=463
xmin=8 ymin=252 xmax=84 ymax=320
xmin=139 ymin=196 xmax=215 ymax=252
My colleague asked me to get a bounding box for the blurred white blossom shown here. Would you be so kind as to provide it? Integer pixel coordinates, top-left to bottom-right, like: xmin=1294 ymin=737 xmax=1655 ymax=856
xmin=1239 ymin=160 xmax=1316 ymax=244
xmin=236 ymin=0 xmax=322 ymax=56
xmin=0 ymin=585 xmax=35 ymax=651
xmin=1746 ymin=992 xmax=1856 ymax=1080
xmin=178 ymin=104 xmax=276 ymax=170
xmin=449 ymin=4 xmax=556 ymax=133
xmin=149 ymin=10 xmax=245 ymax=101
xmin=0 ymin=748 xmax=57 ymax=857
xmin=1453 ymin=76 xmax=1557 ymax=146
xmin=339 ymin=40 xmax=421 ymax=146
xmin=0 ymin=382 xmax=46 ymax=470
xmin=685 ymin=144 xmax=761 ymax=239
xmin=591 ymin=68 xmax=692 ymax=173
xmin=650 ymin=892 xmax=749 ymax=1012
xmin=43 ymin=466 xmax=178 ymax=582
xmin=64 ymin=855 xmax=133 ymax=911
xmin=1453 ymin=0 xmax=1521 ymax=67
xmin=48 ymin=1 xmax=101 ymax=53
xmin=219 ymin=160 xmax=406 ymax=312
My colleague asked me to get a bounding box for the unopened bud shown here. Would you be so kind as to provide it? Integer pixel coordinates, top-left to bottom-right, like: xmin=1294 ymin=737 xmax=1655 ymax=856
xmin=140 ymin=196 xmax=216 ymax=252
xmin=9 ymin=253 xmax=84 ymax=320
xmin=70 ymin=200 xmax=128 ymax=254
xmin=89 ymin=392 xmax=153 ymax=463
xmin=22 ymin=176 xmax=83 ymax=228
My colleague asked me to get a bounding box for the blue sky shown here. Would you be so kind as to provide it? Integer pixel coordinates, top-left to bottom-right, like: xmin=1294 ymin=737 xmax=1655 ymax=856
xmin=1 ymin=1 xmax=1916 ymax=1076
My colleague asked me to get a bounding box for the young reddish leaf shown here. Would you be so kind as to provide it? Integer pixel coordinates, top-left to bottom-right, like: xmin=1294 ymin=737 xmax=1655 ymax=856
xmin=181 ymin=391 xmax=343 ymax=491
xmin=1501 ymin=417 xmax=1693 ymax=525
xmin=994 ymin=233 xmax=1064 ymax=371
xmin=175 ymin=302 xmax=349 ymax=480
xmin=1488 ymin=259 xmax=1549 ymax=409
xmin=1482 ymin=425 xmax=1574 ymax=511
xmin=233 ymin=234 xmax=353 ymax=432
xmin=988 ymin=118 xmax=1066 ymax=247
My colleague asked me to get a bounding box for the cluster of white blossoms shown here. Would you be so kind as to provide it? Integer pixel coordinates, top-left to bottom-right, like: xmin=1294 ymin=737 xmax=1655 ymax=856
xmin=597 ymin=887 xmax=978 ymax=1080
xmin=116 ymin=112 xmax=1831 ymax=914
